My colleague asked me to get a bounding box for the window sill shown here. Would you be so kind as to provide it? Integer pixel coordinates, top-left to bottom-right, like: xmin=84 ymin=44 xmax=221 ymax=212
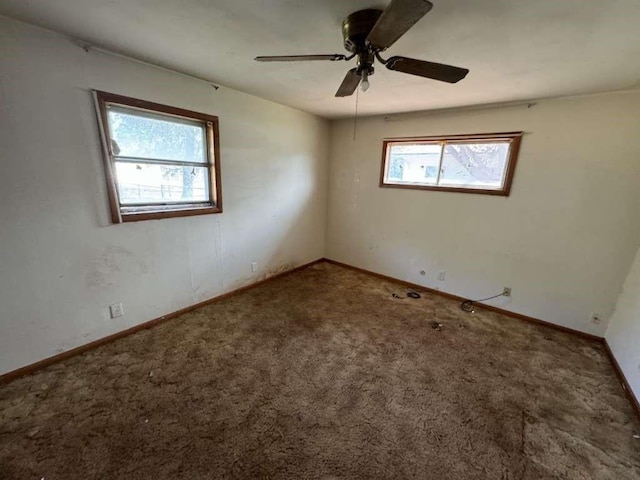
xmin=119 ymin=205 xmax=222 ymax=222
xmin=379 ymin=183 xmax=510 ymax=196
xmin=380 ymin=183 xmax=509 ymax=197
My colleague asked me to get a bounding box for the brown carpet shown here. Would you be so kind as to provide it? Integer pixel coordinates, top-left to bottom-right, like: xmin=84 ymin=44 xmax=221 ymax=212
xmin=1 ymin=262 xmax=639 ymax=479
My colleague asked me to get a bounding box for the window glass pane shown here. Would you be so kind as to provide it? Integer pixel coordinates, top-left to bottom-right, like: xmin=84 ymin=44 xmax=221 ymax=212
xmin=115 ymin=162 xmax=209 ymax=204
xmin=439 ymin=142 xmax=510 ymax=189
xmin=107 ymin=106 xmax=206 ymax=163
xmin=386 ymin=143 xmax=442 ymax=184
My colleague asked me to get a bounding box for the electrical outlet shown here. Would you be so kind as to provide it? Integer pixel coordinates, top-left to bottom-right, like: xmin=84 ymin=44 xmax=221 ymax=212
xmin=590 ymin=313 xmax=601 ymax=325
xmin=251 ymin=262 xmax=258 ymax=273
xmin=437 ymin=271 xmax=446 ymax=281
xmin=503 ymin=287 xmax=511 ymax=297
xmin=109 ymin=303 xmax=124 ymax=319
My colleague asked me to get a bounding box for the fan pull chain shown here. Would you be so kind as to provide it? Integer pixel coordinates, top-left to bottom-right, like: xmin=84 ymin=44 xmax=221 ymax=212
xmin=353 ymin=86 xmax=360 ymax=141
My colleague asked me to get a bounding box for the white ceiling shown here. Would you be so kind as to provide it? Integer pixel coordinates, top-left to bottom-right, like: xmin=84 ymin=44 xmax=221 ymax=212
xmin=1 ymin=0 xmax=639 ymax=118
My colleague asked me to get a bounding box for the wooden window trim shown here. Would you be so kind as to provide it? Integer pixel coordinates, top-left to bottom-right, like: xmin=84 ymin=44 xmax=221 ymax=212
xmin=93 ymin=91 xmax=222 ymax=223
xmin=379 ymin=132 xmax=523 ymax=196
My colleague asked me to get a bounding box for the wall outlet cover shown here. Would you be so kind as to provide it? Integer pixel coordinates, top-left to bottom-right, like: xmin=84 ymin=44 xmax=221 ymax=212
xmin=109 ymin=303 xmax=124 ymax=319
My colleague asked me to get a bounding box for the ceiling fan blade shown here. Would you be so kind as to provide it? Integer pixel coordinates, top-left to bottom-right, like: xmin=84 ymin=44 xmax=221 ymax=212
xmin=367 ymin=0 xmax=433 ymax=50
xmin=335 ymin=68 xmax=361 ymax=97
xmin=255 ymin=54 xmax=346 ymax=62
xmin=385 ymin=56 xmax=469 ymax=83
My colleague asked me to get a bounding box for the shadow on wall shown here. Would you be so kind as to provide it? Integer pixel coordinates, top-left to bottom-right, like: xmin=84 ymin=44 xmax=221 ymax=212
xmin=223 ymin=151 xmax=324 ymax=292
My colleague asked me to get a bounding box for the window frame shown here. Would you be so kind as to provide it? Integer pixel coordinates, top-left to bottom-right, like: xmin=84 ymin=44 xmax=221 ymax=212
xmin=379 ymin=132 xmax=523 ymax=196
xmin=94 ymin=91 xmax=222 ymax=223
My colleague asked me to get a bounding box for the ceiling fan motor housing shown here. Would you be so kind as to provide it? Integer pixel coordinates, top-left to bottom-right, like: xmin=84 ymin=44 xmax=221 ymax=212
xmin=341 ymin=9 xmax=383 ymax=53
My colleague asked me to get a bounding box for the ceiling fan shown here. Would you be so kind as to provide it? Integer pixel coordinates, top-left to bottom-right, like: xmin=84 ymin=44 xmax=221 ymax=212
xmin=255 ymin=0 xmax=469 ymax=97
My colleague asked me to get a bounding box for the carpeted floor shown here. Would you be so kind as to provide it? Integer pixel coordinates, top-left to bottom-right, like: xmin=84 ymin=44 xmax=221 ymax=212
xmin=1 ymin=262 xmax=639 ymax=479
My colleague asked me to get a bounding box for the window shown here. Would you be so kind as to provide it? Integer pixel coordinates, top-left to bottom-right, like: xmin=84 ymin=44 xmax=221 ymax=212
xmin=380 ymin=132 xmax=522 ymax=196
xmin=94 ymin=91 xmax=222 ymax=223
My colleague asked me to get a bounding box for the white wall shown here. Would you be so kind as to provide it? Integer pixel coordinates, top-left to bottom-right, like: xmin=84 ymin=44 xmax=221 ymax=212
xmin=606 ymin=247 xmax=640 ymax=401
xmin=326 ymin=91 xmax=640 ymax=336
xmin=0 ymin=16 xmax=329 ymax=375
